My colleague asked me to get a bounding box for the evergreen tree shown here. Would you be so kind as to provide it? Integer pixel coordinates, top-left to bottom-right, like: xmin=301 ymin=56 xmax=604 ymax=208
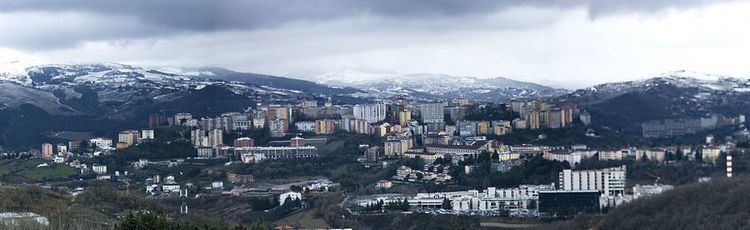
xmin=249 ymin=221 xmax=268 ymax=230
xmin=696 ymin=151 xmax=703 ymax=163
xmin=401 ymin=199 xmax=410 ymax=211
xmin=115 ymin=211 xmax=171 ymax=230
xmin=527 ymin=200 xmax=537 ymax=210
xmin=441 ymin=198 xmax=453 ymax=210
xmin=675 ymin=148 xmax=684 ymax=161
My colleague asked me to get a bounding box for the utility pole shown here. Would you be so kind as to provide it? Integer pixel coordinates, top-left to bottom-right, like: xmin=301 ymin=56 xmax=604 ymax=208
xmin=727 ymin=154 xmax=733 ymax=178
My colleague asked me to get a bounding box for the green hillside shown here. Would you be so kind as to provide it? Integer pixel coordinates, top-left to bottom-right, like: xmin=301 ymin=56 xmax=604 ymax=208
xmin=547 ymin=176 xmax=750 ymax=230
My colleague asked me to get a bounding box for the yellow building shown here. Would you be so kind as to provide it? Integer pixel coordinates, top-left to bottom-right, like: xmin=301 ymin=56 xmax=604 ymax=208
xmin=492 ymin=120 xmax=512 ymax=136
xmin=476 ymin=121 xmax=490 ymax=135
xmin=118 ymin=130 xmax=140 ymax=147
xmin=41 ymin=143 xmax=54 ymax=159
xmin=529 ymin=99 xmax=546 ymax=111
xmin=525 ymin=111 xmax=542 ymax=129
xmin=701 ymin=147 xmax=723 ymax=164
xmin=376 ymin=123 xmax=390 ymax=137
xmin=398 ymin=110 xmax=411 ymax=126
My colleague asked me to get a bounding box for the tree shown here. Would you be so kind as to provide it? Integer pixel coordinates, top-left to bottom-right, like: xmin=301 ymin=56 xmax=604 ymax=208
xmin=406 ymin=157 xmax=425 ymax=170
xmin=78 ymin=140 xmax=90 ymax=154
xmin=115 ymin=211 xmax=171 ymax=230
xmin=290 ymin=185 xmax=303 ymax=192
xmin=441 ymin=198 xmax=453 ymax=210
xmin=249 ymin=221 xmax=268 ymax=230
xmin=448 ymin=217 xmax=460 ymax=230
xmin=401 ymin=198 xmax=410 ymax=211
xmin=675 ymin=148 xmax=684 ymax=161
xmin=696 ymin=151 xmax=704 ymax=163
xmin=527 ymin=200 xmax=537 ymax=210
xmin=665 ymin=151 xmax=674 ymax=162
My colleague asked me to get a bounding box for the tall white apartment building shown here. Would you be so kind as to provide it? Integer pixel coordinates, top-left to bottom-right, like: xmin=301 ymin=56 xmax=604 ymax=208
xmin=353 ymin=104 xmax=386 ymax=124
xmin=420 ymin=103 xmax=444 ymax=124
xmin=558 ymin=166 xmax=626 ymax=196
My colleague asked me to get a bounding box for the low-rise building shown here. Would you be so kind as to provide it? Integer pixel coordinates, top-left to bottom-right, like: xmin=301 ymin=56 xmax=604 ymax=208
xmin=635 ymin=149 xmax=666 ymax=162
xmin=238 ymin=146 xmax=319 ymax=163
xmin=632 ymin=184 xmax=674 ymax=199
xmin=92 ymin=164 xmax=107 ymax=174
xmin=227 ymin=173 xmax=255 ymax=184
xmin=543 ymin=151 xmax=595 ymax=166
xmin=402 ymin=150 xmax=444 ymax=164
xmin=424 ymin=142 xmax=487 ymax=160
xmin=294 ymin=121 xmax=316 ymax=133
xmin=279 ymin=192 xmax=302 ymax=205
xmin=162 ymin=183 xmax=181 ymax=193
xmin=376 ymin=180 xmax=393 ymax=189
xmin=598 ymin=150 xmax=627 ymax=161
xmin=90 ymin=138 xmax=113 ymax=150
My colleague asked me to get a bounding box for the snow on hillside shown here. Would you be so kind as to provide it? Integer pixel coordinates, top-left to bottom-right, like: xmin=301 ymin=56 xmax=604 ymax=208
xmin=0 ymin=59 xmax=47 ymax=85
xmin=311 ymin=69 xmax=565 ymax=101
xmin=568 ymin=70 xmax=750 ymax=106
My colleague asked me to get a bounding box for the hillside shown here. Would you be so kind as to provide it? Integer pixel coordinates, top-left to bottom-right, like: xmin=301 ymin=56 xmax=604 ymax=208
xmin=311 ymin=69 xmax=568 ymax=102
xmin=597 ymin=177 xmax=750 ymax=229
xmin=0 ymin=185 xmax=114 ymax=229
xmin=0 ymin=62 xmax=363 ymax=150
xmin=558 ymin=71 xmax=750 ymax=133
xmin=201 ymin=68 xmax=361 ymax=96
xmin=546 ymin=176 xmax=750 ymax=230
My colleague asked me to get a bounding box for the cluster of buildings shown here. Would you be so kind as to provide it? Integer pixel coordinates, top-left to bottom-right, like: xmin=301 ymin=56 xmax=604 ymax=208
xmin=191 ymin=135 xmax=319 ymax=163
xmin=151 ymin=110 xmax=318 ymax=162
xmin=393 ymin=165 xmax=453 ymax=184
xmin=178 ymin=98 xmax=587 ymax=142
xmin=357 ymin=166 xmax=671 ymax=216
xmin=40 ymin=129 xmax=155 ymax=161
xmin=159 ymin=97 xmax=587 ymax=167
xmin=539 ymin=143 xmax=731 ymax=166
xmin=510 ymin=100 xmax=581 ymax=129
xmin=145 ymin=175 xmax=188 ymax=196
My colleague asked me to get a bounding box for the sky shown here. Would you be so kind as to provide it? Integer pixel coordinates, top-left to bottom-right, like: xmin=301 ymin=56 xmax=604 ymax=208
xmin=1 ymin=0 xmax=749 ymax=89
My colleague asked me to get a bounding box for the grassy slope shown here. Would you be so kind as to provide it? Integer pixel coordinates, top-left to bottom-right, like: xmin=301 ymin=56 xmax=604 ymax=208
xmin=545 ymin=176 xmax=750 ymax=230
xmin=273 ymin=209 xmax=330 ymax=229
xmin=0 ymin=159 xmax=76 ymax=182
xmin=597 ymin=176 xmax=750 ymax=230
xmin=0 ymin=186 xmax=113 ymax=229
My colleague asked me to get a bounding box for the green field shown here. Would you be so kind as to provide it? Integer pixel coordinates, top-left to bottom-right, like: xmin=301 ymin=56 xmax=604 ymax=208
xmin=0 ymin=159 xmax=77 ymax=182
xmin=273 ymin=208 xmax=330 ymax=228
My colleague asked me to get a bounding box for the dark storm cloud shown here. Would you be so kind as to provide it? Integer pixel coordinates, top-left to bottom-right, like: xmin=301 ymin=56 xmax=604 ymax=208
xmin=0 ymin=0 xmax=733 ymax=31
xmin=0 ymin=0 xmax=735 ymax=51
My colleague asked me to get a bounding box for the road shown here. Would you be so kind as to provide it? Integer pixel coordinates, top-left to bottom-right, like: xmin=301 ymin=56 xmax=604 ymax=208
xmin=479 ymin=222 xmax=539 ymax=229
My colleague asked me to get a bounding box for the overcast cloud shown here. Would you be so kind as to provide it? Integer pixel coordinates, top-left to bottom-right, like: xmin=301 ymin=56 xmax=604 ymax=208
xmin=0 ymin=0 xmax=747 ymax=88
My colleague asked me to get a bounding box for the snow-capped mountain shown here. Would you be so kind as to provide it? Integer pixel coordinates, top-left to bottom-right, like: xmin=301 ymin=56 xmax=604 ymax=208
xmin=0 ymin=62 xmax=366 ymax=149
xmin=564 ymin=70 xmax=750 ymax=105
xmin=558 ymin=70 xmax=750 ymax=134
xmin=0 ymin=62 xmax=354 ymax=118
xmin=311 ymin=70 xmax=567 ymax=102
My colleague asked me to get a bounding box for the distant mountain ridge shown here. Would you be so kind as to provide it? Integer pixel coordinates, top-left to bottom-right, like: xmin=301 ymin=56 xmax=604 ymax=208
xmin=309 ymin=69 xmax=568 ymax=102
xmin=558 ymin=70 xmax=750 ymax=133
xmin=0 ymin=62 xmax=363 ymax=150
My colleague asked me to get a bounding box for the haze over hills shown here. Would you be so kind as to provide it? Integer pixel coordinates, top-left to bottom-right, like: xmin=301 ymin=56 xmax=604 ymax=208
xmin=308 ymin=69 xmax=568 ymax=102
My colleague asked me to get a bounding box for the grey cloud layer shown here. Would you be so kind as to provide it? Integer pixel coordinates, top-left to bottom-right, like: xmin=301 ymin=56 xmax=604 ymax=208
xmin=0 ymin=0 xmax=731 ymax=31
